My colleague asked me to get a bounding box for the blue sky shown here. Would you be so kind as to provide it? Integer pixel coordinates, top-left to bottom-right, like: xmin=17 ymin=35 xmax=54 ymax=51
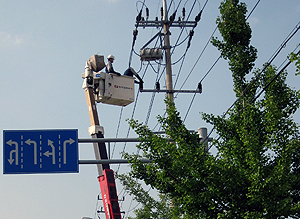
xmin=1 ymin=0 xmax=300 ymax=218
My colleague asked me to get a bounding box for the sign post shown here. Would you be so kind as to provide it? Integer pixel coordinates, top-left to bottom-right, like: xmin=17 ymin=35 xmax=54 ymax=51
xmin=3 ymin=129 xmax=78 ymax=174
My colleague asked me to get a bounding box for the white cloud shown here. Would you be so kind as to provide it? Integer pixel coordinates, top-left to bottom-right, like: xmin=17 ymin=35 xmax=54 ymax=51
xmin=248 ymin=17 xmax=259 ymax=28
xmin=0 ymin=31 xmax=24 ymax=47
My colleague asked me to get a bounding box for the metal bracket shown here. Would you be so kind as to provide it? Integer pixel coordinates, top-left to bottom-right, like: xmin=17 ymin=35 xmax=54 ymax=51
xmin=88 ymin=125 xmax=104 ymax=135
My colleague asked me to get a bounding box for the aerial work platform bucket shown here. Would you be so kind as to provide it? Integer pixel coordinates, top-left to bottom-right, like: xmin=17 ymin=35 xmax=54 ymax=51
xmin=82 ymin=55 xmax=136 ymax=107
xmin=93 ymin=72 xmax=135 ymax=106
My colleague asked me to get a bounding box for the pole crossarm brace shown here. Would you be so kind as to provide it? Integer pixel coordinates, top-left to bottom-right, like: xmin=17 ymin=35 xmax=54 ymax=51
xmin=140 ymin=89 xmax=202 ymax=93
xmin=79 ymin=159 xmax=152 ymax=164
xmin=141 ymin=31 xmax=163 ymax=50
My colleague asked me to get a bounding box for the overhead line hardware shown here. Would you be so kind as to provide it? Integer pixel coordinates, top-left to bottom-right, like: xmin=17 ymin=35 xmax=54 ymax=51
xmin=140 ymin=89 xmax=202 ymax=93
xmin=139 ymin=81 xmax=202 ymax=94
xmin=136 ymin=20 xmax=197 ymax=28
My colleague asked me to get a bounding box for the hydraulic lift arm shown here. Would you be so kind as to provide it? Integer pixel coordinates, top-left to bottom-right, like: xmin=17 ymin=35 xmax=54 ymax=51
xmin=82 ymin=56 xmax=122 ymax=219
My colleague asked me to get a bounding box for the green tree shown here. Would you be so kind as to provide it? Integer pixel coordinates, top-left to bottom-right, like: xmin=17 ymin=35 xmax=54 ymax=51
xmin=120 ymin=0 xmax=300 ymax=218
xmin=117 ymin=173 xmax=184 ymax=219
xmin=121 ymin=100 xmax=213 ymax=218
xmin=290 ymin=47 xmax=300 ymax=75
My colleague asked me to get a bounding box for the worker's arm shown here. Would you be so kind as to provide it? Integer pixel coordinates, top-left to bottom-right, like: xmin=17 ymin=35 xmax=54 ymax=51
xmin=106 ymin=62 xmax=115 ymax=73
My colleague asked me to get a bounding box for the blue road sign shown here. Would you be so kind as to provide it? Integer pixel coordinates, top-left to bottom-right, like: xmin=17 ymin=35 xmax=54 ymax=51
xmin=3 ymin=129 xmax=78 ymax=174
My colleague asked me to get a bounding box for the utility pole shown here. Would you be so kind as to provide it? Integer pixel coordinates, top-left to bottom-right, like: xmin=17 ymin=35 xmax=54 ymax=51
xmin=163 ymin=0 xmax=174 ymax=103
xmin=136 ymin=0 xmax=202 ymax=102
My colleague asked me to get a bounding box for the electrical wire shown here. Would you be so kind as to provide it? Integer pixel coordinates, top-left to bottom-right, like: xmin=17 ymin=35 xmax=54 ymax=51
xmin=116 ymin=64 xmax=149 ymax=174
xmin=111 ymin=106 xmax=124 ymax=158
xmin=175 ymin=25 xmax=217 ymax=96
xmin=248 ymin=46 xmax=300 ymax=109
xmin=145 ymin=60 xmax=162 ymax=126
xmin=173 ymin=47 xmax=189 ymax=88
xmin=136 ymin=0 xmax=147 ymax=13
xmin=171 ymin=0 xmax=207 ymax=85
xmin=129 ymin=0 xmax=147 ymax=67
xmin=234 ymin=20 xmax=300 ymax=108
xmin=182 ymin=55 xmax=221 ymax=122
xmin=161 ymin=0 xmax=205 ymax=87
xmin=124 ymin=186 xmax=152 ymax=217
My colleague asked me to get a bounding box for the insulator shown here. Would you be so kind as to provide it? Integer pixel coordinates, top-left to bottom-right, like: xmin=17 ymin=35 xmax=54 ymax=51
xmin=155 ymin=82 xmax=160 ymax=90
xmin=198 ymin=82 xmax=202 ymax=93
xmin=169 ymin=10 xmax=176 ymax=22
xmin=187 ymin=30 xmax=194 ymax=48
xmin=189 ymin=30 xmax=194 ymax=37
xmin=195 ymin=10 xmax=202 ymax=22
xmin=132 ymin=29 xmax=138 ymax=45
xmin=139 ymin=81 xmax=143 ymax=91
xmin=141 ymin=17 xmax=145 ymax=28
xmin=146 ymin=8 xmax=149 ymax=20
xmin=136 ymin=10 xmax=142 ymax=22
xmin=182 ymin=7 xmax=185 ymax=20
xmin=133 ymin=29 xmax=138 ymax=36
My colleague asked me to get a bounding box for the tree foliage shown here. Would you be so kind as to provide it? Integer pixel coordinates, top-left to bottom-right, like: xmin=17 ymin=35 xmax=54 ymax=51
xmin=121 ymin=100 xmax=213 ymax=218
xmin=119 ymin=0 xmax=300 ymax=218
xmin=211 ymin=0 xmax=257 ymax=96
xmin=290 ymin=47 xmax=300 ymax=75
xmin=117 ymin=173 xmax=174 ymax=219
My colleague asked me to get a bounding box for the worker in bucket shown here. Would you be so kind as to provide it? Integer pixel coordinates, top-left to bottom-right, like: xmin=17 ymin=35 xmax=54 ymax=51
xmin=105 ymin=54 xmax=121 ymax=76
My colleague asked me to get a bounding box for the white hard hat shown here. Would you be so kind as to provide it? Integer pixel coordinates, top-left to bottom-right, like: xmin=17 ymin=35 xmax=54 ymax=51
xmin=107 ymin=54 xmax=115 ymax=60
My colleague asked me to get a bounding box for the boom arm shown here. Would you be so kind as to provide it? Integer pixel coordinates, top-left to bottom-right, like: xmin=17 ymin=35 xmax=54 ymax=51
xmin=82 ymin=56 xmax=121 ymax=219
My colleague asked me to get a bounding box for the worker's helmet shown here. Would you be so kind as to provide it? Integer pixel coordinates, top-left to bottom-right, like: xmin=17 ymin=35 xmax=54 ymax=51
xmin=107 ymin=54 xmax=115 ymax=60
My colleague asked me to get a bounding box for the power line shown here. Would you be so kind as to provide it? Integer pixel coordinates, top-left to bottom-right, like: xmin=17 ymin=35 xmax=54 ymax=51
xmin=145 ymin=60 xmax=162 ymax=126
xmin=182 ymin=55 xmax=221 ymax=122
xmin=111 ymin=106 xmax=124 ymax=158
xmin=175 ymin=0 xmax=232 ymax=96
xmin=116 ymin=63 xmax=149 ymax=173
xmin=250 ymin=47 xmax=300 ymax=108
